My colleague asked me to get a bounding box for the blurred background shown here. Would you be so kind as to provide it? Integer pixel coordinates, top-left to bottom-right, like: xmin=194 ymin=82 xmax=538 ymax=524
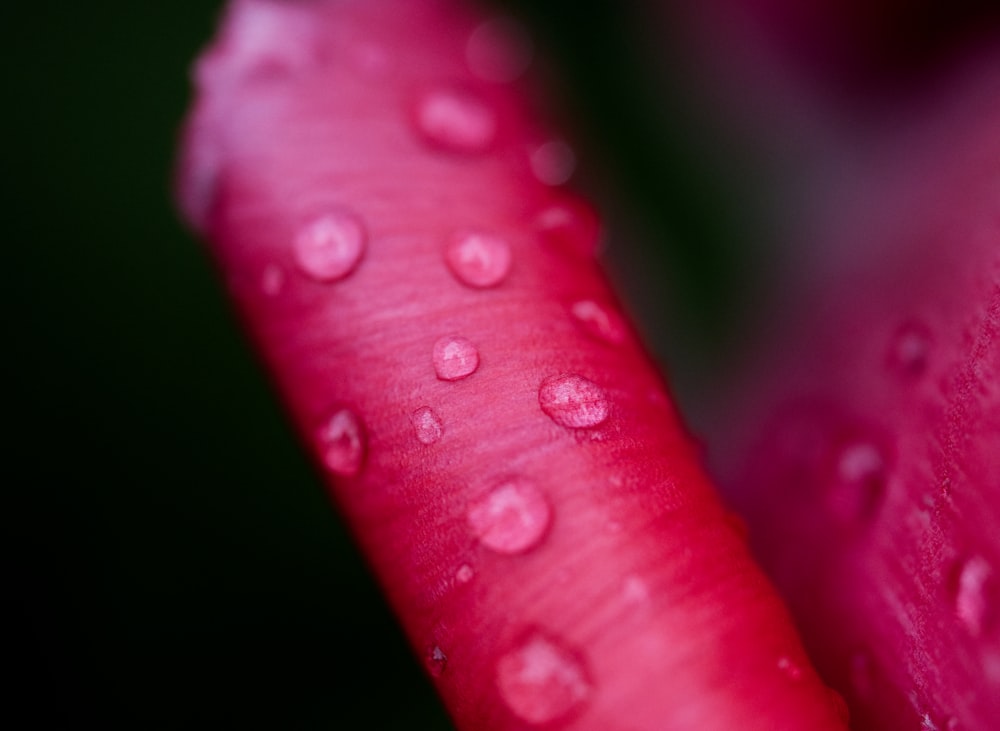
xmin=8 ymin=0 xmax=999 ymax=728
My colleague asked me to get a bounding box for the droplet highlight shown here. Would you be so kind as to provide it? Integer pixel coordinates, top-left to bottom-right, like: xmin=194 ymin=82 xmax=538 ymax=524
xmin=433 ymin=336 xmax=480 ymax=381
xmin=465 ymin=16 xmax=533 ymax=83
xmin=414 ymin=87 xmax=497 ymax=154
xmin=426 ymin=645 xmax=448 ymax=678
xmin=293 ymin=210 xmax=366 ymax=282
xmin=887 ymin=321 xmax=931 ymax=377
xmin=825 ymin=439 xmax=887 ymax=523
xmin=455 ymin=564 xmax=474 ymax=583
xmin=533 ymin=196 xmax=601 ymax=258
xmin=570 ymin=299 xmax=626 ymax=344
xmin=445 ymin=231 xmax=512 ymax=288
xmin=496 ymin=631 xmax=591 ymax=724
xmin=539 ymin=374 xmax=609 ymax=429
xmin=468 ymin=479 xmax=551 ymax=554
xmin=530 ymin=140 xmax=575 ymax=186
xmin=777 ymin=655 xmax=803 ymax=681
xmin=411 ymin=406 xmax=443 ymax=445
xmin=316 ymin=408 xmax=365 ymax=476
xmin=954 ymin=555 xmax=995 ymax=637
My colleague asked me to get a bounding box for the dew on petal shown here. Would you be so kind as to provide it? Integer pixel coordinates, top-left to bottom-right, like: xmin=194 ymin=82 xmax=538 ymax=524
xmin=887 ymin=320 xmax=931 ymax=377
xmin=433 ymin=336 xmax=480 ymax=381
xmin=426 ymin=644 xmax=448 ymax=678
xmin=496 ymin=630 xmax=591 ymax=724
xmin=317 ymin=407 xmax=365 ymax=476
xmin=954 ymin=555 xmax=995 ymax=637
xmin=293 ymin=209 xmax=367 ymax=282
xmin=411 ymin=406 xmax=444 ymax=445
xmin=468 ymin=479 xmax=551 ymax=554
xmin=533 ymin=196 xmax=601 ymax=258
xmin=414 ymin=87 xmax=497 ymax=154
xmin=455 ymin=564 xmax=474 ymax=583
xmin=825 ymin=439 xmax=887 ymax=524
xmin=570 ymin=299 xmax=626 ymax=344
xmin=465 ymin=16 xmax=533 ymax=83
xmin=530 ymin=140 xmax=575 ymax=186
xmin=445 ymin=231 xmax=512 ymax=288
xmin=539 ymin=374 xmax=609 ymax=429
xmin=777 ymin=655 xmax=803 ymax=681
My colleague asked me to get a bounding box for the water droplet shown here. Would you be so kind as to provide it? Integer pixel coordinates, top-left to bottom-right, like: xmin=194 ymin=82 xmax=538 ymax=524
xmin=433 ymin=336 xmax=480 ymax=381
xmin=570 ymin=299 xmax=626 ymax=344
xmin=316 ymin=408 xmax=365 ymax=476
xmin=825 ymin=439 xmax=887 ymax=523
xmin=530 ymin=140 xmax=575 ymax=186
xmin=496 ymin=631 xmax=591 ymax=724
xmin=465 ymin=16 xmax=533 ymax=83
xmin=539 ymin=374 xmax=609 ymax=429
xmin=922 ymin=713 xmax=940 ymax=731
xmin=777 ymin=655 xmax=803 ymax=681
xmin=411 ymin=406 xmax=443 ymax=445
xmin=947 ymin=717 xmax=960 ymax=731
xmin=445 ymin=231 xmax=512 ymax=288
xmin=455 ymin=564 xmax=474 ymax=583
xmin=467 ymin=479 xmax=551 ymax=554
xmin=414 ymin=87 xmax=497 ymax=154
xmin=293 ymin=210 xmax=366 ymax=282
xmin=954 ymin=555 xmax=995 ymax=636
xmin=533 ymin=196 xmax=601 ymax=258
xmin=260 ymin=264 xmax=285 ymax=297
xmin=426 ymin=644 xmax=448 ymax=678
xmin=887 ymin=321 xmax=931 ymax=377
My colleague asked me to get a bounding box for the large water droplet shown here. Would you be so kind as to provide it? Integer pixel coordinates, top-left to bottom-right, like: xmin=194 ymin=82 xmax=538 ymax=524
xmin=533 ymin=196 xmax=601 ymax=258
xmin=293 ymin=210 xmax=367 ymax=282
xmin=539 ymin=374 xmax=609 ymax=429
xmin=496 ymin=631 xmax=591 ymax=724
xmin=316 ymin=408 xmax=365 ymax=476
xmin=411 ymin=406 xmax=443 ymax=445
xmin=570 ymin=299 xmax=626 ymax=344
xmin=445 ymin=231 xmax=512 ymax=288
xmin=467 ymin=478 xmax=551 ymax=554
xmin=426 ymin=644 xmax=448 ymax=678
xmin=465 ymin=16 xmax=533 ymax=83
xmin=825 ymin=439 xmax=887 ymax=523
xmin=530 ymin=140 xmax=575 ymax=186
xmin=414 ymin=87 xmax=497 ymax=154
xmin=433 ymin=336 xmax=480 ymax=381
xmin=954 ymin=555 xmax=995 ymax=637
xmin=887 ymin=321 xmax=931 ymax=377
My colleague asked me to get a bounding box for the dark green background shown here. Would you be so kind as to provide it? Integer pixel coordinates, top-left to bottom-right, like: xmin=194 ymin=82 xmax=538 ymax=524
xmin=7 ymin=2 xmax=757 ymax=727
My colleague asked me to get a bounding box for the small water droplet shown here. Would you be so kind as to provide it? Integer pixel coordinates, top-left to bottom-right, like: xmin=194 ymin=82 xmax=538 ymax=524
xmin=496 ymin=630 xmax=591 ymax=724
xmin=887 ymin=321 xmax=931 ymax=377
xmin=445 ymin=231 xmax=512 ymax=288
xmin=260 ymin=264 xmax=285 ymax=296
xmin=414 ymin=87 xmax=497 ymax=154
xmin=455 ymin=564 xmax=474 ymax=583
xmin=530 ymin=140 xmax=575 ymax=186
xmin=293 ymin=210 xmax=366 ymax=282
xmin=533 ymin=196 xmax=601 ymax=258
xmin=570 ymin=299 xmax=626 ymax=344
xmin=316 ymin=408 xmax=365 ymax=476
xmin=825 ymin=439 xmax=887 ymax=523
xmin=468 ymin=478 xmax=551 ymax=554
xmin=433 ymin=336 xmax=480 ymax=381
xmin=777 ymin=655 xmax=803 ymax=681
xmin=465 ymin=16 xmax=533 ymax=83
xmin=539 ymin=374 xmax=609 ymax=429
xmin=411 ymin=406 xmax=443 ymax=445
xmin=426 ymin=644 xmax=448 ymax=678
xmin=954 ymin=555 xmax=995 ymax=636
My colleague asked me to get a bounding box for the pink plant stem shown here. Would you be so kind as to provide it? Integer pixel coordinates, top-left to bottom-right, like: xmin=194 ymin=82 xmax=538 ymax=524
xmin=177 ymin=1 xmax=848 ymax=728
